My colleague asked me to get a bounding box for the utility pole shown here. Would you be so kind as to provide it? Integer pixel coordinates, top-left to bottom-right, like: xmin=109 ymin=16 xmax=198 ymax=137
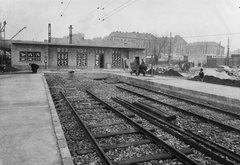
xmin=168 ymin=32 xmax=172 ymax=65
xmin=0 ymin=21 xmax=7 ymax=65
xmin=226 ymin=38 xmax=230 ymax=66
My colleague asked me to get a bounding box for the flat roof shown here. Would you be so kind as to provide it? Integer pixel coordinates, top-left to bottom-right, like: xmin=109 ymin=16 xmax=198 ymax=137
xmin=11 ymin=40 xmax=145 ymax=50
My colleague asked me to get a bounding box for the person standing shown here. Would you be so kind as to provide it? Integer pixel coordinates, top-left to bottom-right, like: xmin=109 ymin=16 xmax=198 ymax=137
xmin=199 ymin=68 xmax=204 ymax=82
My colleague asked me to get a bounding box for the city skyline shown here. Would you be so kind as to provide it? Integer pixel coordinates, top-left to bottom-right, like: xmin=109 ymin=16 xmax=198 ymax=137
xmin=1 ymin=0 xmax=240 ymax=51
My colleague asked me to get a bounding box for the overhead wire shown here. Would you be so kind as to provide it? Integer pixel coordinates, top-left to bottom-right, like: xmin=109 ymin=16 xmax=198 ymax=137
xmin=52 ymin=0 xmax=72 ymax=30
xmin=183 ymin=32 xmax=240 ymax=38
xmin=99 ymin=0 xmax=134 ymax=20
xmin=81 ymin=0 xmax=138 ymax=31
xmin=78 ymin=0 xmax=111 ymax=22
xmin=51 ymin=1 xmax=64 ymax=24
xmin=102 ymin=0 xmax=139 ymax=20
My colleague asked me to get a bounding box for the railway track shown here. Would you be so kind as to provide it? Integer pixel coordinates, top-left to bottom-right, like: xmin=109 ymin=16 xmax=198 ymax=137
xmin=62 ymin=89 xmax=200 ymax=165
xmin=45 ymin=74 xmax=240 ymax=165
xmin=114 ymin=84 xmax=240 ymax=155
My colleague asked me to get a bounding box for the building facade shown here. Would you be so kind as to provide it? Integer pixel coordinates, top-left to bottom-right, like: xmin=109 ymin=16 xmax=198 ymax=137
xmin=105 ymin=31 xmax=187 ymax=62
xmin=11 ymin=40 xmax=145 ymax=70
xmin=186 ymin=42 xmax=224 ymax=55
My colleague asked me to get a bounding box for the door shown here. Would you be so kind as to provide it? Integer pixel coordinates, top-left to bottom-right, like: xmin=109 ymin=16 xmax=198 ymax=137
xmin=99 ymin=54 xmax=104 ymax=68
xmin=135 ymin=56 xmax=140 ymax=65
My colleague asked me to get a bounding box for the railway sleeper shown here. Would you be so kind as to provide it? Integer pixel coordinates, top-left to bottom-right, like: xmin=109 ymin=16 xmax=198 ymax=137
xmin=88 ymin=120 xmax=143 ymax=128
xmin=116 ymin=148 xmax=193 ymax=165
xmin=70 ymin=128 xmax=156 ymax=141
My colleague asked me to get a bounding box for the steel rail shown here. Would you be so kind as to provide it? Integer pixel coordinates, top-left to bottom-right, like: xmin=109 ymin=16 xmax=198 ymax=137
xmin=112 ymin=97 xmax=236 ymax=165
xmin=86 ymin=90 xmax=200 ymax=165
xmin=120 ymin=83 xmax=240 ymax=119
xmin=116 ymin=86 xmax=240 ymax=134
xmin=60 ymin=92 xmax=113 ymax=165
xmin=114 ymin=97 xmax=240 ymax=163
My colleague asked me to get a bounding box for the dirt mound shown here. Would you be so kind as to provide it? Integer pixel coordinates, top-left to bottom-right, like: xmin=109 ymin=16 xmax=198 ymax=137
xmin=5 ymin=66 xmax=21 ymax=72
xmin=163 ymin=69 xmax=183 ymax=77
xmin=189 ymin=75 xmax=240 ymax=87
xmin=147 ymin=69 xmax=183 ymax=77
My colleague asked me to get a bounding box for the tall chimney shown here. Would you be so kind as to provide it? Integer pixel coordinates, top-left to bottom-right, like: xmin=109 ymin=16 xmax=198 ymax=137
xmin=0 ymin=22 xmax=2 ymax=40
xmin=48 ymin=23 xmax=51 ymax=43
xmin=69 ymin=25 xmax=73 ymax=44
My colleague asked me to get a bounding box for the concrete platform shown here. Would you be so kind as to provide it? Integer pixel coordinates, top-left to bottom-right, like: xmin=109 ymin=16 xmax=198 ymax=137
xmin=112 ymin=71 xmax=240 ymax=113
xmin=0 ymin=73 xmax=72 ymax=165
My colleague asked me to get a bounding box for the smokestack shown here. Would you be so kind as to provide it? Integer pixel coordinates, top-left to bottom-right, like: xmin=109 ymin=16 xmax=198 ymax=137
xmin=48 ymin=23 xmax=51 ymax=43
xmin=0 ymin=22 xmax=2 ymax=40
xmin=69 ymin=25 xmax=73 ymax=44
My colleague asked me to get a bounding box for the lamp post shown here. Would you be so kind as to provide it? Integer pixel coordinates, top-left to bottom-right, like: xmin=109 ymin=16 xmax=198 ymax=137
xmin=44 ymin=56 xmax=48 ymax=69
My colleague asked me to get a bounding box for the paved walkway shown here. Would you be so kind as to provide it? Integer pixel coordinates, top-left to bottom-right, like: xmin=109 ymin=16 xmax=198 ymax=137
xmin=0 ymin=73 xmax=62 ymax=165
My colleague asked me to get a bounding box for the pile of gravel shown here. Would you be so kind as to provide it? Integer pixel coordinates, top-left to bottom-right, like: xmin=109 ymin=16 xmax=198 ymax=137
xmin=5 ymin=66 xmax=21 ymax=72
xmin=163 ymin=69 xmax=183 ymax=77
xmin=189 ymin=75 xmax=240 ymax=87
xmin=147 ymin=69 xmax=183 ymax=77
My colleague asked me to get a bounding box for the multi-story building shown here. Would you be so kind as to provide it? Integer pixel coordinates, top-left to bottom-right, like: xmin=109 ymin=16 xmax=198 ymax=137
xmin=186 ymin=41 xmax=224 ymax=55
xmin=186 ymin=41 xmax=225 ymax=66
xmin=105 ymin=31 xmax=187 ymax=63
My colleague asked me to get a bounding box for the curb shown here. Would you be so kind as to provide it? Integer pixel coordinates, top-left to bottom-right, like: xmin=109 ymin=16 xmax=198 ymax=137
xmin=42 ymin=73 xmax=74 ymax=165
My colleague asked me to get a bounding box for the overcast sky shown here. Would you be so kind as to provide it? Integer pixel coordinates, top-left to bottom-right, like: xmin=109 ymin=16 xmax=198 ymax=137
xmin=1 ymin=0 xmax=240 ymax=52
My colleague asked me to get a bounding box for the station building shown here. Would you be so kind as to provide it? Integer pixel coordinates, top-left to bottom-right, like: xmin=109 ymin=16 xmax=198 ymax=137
xmin=10 ymin=39 xmax=145 ymax=70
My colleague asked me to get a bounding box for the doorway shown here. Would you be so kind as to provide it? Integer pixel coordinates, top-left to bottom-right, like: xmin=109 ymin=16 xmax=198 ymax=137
xmin=135 ymin=56 xmax=140 ymax=65
xmin=100 ymin=54 xmax=104 ymax=68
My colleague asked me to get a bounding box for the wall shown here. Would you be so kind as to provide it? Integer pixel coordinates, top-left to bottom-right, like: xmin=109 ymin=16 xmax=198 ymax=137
xmin=11 ymin=44 xmax=48 ymax=70
xmin=12 ymin=43 xmax=145 ymax=70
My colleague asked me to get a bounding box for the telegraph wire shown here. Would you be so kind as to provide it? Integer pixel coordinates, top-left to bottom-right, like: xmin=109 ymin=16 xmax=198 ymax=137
xmin=51 ymin=1 xmax=64 ymax=24
xmin=99 ymin=0 xmax=133 ymax=20
xmin=103 ymin=0 xmax=139 ymax=20
xmin=52 ymin=0 xmax=72 ymax=30
xmin=61 ymin=0 xmax=72 ymax=16
xmin=183 ymin=32 xmax=240 ymax=38
xmin=81 ymin=0 xmax=138 ymax=31
xmin=78 ymin=0 xmax=111 ymax=22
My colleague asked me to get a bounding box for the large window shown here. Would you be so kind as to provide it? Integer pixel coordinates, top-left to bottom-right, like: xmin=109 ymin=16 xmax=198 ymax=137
xmin=57 ymin=48 xmax=68 ymax=66
xmin=77 ymin=48 xmax=87 ymax=66
xmin=112 ymin=49 xmax=121 ymax=67
xmin=19 ymin=51 xmax=41 ymax=61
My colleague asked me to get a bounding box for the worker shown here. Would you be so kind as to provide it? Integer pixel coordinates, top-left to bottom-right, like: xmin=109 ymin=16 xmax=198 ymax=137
xmin=1 ymin=64 xmax=6 ymax=73
xmin=29 ymin=63 xmax=39 ymax=73
xmin=199 ymin=68 xmax=204 ymax=82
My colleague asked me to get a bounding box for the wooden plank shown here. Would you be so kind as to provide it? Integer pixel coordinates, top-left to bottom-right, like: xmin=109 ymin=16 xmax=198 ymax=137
xmin=94 ymin=128 xmax=156 ymax=139
xmin=102 ymin=139 xmax=152 ymax=151
xmin=134 ymin=102 xmax=176 ymax=121
xmin=89 ymin=121 xmax=125 ymax=128
xmin=88 ymin=120 xmax=143 ymax=128
xmin=77 ymin=149 xmax=94 ymax=155
xmin=116 ymin=148 xmax=193 ymax=165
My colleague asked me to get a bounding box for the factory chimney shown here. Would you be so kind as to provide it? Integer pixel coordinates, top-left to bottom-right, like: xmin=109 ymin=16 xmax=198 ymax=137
xmin=48 ymin=23 xmax=51 ymax=43
xmin=0 ymin=22 xmax=2 ymax=40
xmin=69 ymin=25 xmax=73 ymax=44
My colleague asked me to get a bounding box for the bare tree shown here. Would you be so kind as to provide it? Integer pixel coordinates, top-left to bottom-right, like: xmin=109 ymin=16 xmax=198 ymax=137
xmin=150 ymin=34 xmax=168 ymax=65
